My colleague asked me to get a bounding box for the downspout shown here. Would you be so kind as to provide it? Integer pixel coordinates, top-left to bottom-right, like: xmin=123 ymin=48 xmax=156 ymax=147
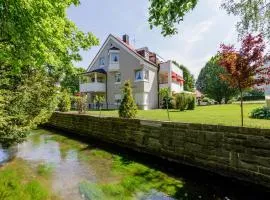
xmin=157 ymin=64 xmax=160 ymax=109
xmin=106 ymin=72 xmax=108 ymax=109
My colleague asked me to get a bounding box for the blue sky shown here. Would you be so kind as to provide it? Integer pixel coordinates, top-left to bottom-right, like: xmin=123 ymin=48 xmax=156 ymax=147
xmin=68 ymin=0 xmax=239 ymax=78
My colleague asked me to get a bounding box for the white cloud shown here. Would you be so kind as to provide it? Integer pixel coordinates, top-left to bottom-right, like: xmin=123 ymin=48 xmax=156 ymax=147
xmin=186 ymin=19 xmax=214 ymax=43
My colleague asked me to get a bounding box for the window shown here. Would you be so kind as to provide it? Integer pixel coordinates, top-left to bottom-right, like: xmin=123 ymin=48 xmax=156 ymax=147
xmin=135 ymin=69 xmax=149 ymax=81
xmin=115 ymin=72 xmax=121 ymax=83
xmin=135 ymin=70 xmax=143 ymax=81
xmin=111 ymin=53 xmax=119 ymax=63
xmin=144 ymin=70 xmax=149 ymax=80
xmin=99 ymin=57 xmax=105 ymax=66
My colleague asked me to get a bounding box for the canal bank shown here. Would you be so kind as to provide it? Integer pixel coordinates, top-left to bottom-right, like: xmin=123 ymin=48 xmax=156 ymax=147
xmin=47 ymin=112 xmax=270 ymax=190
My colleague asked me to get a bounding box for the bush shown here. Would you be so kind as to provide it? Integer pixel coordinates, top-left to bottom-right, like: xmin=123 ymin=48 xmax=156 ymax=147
xmin=250 ymin=106 xmax=270 ymax=119
xmin=175 ymin=93 xmax=187 ymax=111
xmin=75 ymin=94 xmax=87 ymax=114
xmin=58 ymin=90 xmax=71 ymax=112
xmin=186 ymin=94 xmax=196 ymax=110
xmin=175 ymin=93 xmax=196 ymax=111
xmin=119 ymin=81 xmax=137 ymax=118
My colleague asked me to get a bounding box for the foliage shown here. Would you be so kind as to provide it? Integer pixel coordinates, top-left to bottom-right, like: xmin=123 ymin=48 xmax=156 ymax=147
xmin=75 ymin=94 xmax=87 ymax=114
xmin=0 ymin=66 xmax=59 ymax=145
xmin=0 ymin=0 xmax=99 ymax=71
xmin=159 ymin=88 xmax=172 ymax=120
xmin=58 ymin=90 xmax=71 ymax=112
xmin=240 ymin=89 xmax=265 ymax=101
xmin=196 ymin=56 xmax=238 ymax=104
xmin=219 ymin=33 xmax=270 ymax=126
xmin=148 ymin=0 xmax=198 ymax=36
xmin=0 ymin=0 xmax=98 ymax=144
xmin=221 ymin=0 xmax=270 ymax=40
xmin=175 ymin=93 xmax=187 ymax=111
xmin=173 ymin=61 xmax=195 ymax=92
xmin=119 ymin=81 xmax=137 ymax=118
xmin=250 ymin=106 xmax=270 ymax=120
xmin=94 ymin=95 xmax=105 ymax=117
xmin=186 ymin=94 xmax=196 ymax=110
xmin=61 ymin=67 xmax=85 ymax=94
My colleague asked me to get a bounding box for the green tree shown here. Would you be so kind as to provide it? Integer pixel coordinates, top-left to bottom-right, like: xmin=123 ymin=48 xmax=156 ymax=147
xmin=94 ymin=95 xmax=105 ymax=117
xmin=119 ymin=81 xmax=138 ymax=119
xmin=0 ymin=0 xmax=99 ymax=144
xmin=173 ymin=61 xmax=195 ymax=92
xmin=0 ymin=66 xmax=58 ymax=145
xmin=58 ymin=89 xmax=71 ymax=112
xmin=159 ymin=88 xmax=172 ymax=120
xmin=221 ymin=0 xmax=270 ymax=40
xmin=61 ymin=67 xmax=85 ymax=94
xmin=148 ymin=0 xmax=270 ymax=39
xmin=196 ymin=56 xmax=238 ymax=104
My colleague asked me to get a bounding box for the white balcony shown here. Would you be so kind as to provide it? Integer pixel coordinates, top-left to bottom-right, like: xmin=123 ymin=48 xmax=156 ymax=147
xmin=108 ymin=62 xmax=119 ymax=72
xmin=80 ymin=82 xmax=106 ymax=93
xmin=159 ymin=82 xmax=183 ymax=94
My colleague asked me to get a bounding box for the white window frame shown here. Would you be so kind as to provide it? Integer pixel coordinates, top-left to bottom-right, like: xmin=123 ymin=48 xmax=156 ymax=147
xmin=110 ymin=52 xmax=119 ymax=64
xmin=114 ymin=72 xmax=121 ymax=84
xmin=135 ymin=69 xmax=149 ymax=82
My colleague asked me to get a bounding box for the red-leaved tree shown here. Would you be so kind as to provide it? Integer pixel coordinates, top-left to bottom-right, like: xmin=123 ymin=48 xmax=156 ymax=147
xmin=219 ymin=34 xmax=270 ymax=126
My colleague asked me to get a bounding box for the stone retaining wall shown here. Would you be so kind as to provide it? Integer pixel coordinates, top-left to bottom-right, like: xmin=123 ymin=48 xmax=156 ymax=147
xmin=47 ymin=112 xmax=270 ymax=188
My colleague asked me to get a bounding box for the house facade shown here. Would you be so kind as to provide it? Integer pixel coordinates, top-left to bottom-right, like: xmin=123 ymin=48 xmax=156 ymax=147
xmin=80 ymin=34 xmax=184 ymax=110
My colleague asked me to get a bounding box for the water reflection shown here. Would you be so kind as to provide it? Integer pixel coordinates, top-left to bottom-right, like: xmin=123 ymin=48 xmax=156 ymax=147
xmin=0 ymin=144 xmax=17 ymax=165
xmin=17 ymin=134 xmax=95 ymax=199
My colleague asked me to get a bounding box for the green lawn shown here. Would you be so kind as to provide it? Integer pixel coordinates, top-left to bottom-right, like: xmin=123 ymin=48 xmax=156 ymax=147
xmin=84 ymin=104 xmax=270 ymax=129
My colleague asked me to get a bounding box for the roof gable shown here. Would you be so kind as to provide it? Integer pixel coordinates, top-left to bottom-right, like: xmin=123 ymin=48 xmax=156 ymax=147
xmin=87 ymin=34 xmax=157 ymax=72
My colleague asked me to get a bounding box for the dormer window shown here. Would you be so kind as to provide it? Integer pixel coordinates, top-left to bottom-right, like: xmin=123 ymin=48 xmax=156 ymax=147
xmin=99 ymin=57 xmax=105 ymax=66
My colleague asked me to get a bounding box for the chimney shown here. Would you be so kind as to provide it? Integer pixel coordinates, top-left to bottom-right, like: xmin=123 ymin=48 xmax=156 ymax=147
xmin=122 ymin=34 xmax=129 ymax=45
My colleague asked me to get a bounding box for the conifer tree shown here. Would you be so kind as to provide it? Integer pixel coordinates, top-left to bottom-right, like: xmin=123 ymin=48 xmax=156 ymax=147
xmin=119 ymin=81 xmax=137 ymax=118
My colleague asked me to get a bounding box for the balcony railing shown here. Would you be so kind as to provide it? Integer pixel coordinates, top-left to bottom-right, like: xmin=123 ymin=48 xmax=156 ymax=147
xmin=80 ymin=82 xmax=106 ymax=93
xmin=108 ymin=62 xmax=119 ymax=72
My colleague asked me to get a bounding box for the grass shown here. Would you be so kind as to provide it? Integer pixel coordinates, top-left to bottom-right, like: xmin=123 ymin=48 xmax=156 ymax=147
xmin=0 ymin=159 xmax=57 ymax=200
xmin=84 ymin=103 xmax=270 ymax=128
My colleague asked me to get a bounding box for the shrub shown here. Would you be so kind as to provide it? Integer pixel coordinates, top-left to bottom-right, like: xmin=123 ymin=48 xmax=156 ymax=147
xmin=119 ymin=81 xmax=137 ymax=118
xmin=186 ymin=94 xmax=196 ymax=110
xmin=75 ymin=94 xmax=87 ymax=114
xmin=58 ymin=90 xmax=71 ymax=112
xmin=175 ymin=93 xmax=196 ymax=111
xmin=175 ymin=93 xmax=188 ymax=111
xmin=250 ymin=106 xmax=270 ymax=119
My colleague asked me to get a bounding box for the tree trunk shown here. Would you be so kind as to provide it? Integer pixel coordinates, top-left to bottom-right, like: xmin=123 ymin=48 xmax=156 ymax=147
xmin=240 ymin=90 xmax=244 ymax=127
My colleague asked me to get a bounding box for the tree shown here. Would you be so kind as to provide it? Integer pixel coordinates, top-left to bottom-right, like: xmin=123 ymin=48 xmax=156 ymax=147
xmin=61 ymin=67 xmax=85 ymax=94
xmin=58 ymin=89 xmax=71 ymax=112
xmin=94 ymin=95 xmax=105 ymax=117
xmin=221 ymin=0 xmax=270 ymax=40
xmin=119 ymin=81 xmax=138 ymax=119
xmin=173 ymin=61 xmax=195 ymax=92
xmin=0 ymin=66 xmax=59 ymax=145
xmin=159 ymin=88 xmax=172 ymax=120
xmin=148 ymin=0 xmax=198 ymax=36
xmin=148 ymin=0 xmax=270 ymax=39
xmin=0 ymin=0 xmax=99 ymax=144
xmin=218 ymin=34 xmax=270 ymax=126
xmin=196 ymin=56 xmax=238 ymax=104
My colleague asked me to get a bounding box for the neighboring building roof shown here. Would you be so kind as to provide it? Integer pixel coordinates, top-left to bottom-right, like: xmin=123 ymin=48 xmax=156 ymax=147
xmin=195 ymin=90 xmax=203 ymax=98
